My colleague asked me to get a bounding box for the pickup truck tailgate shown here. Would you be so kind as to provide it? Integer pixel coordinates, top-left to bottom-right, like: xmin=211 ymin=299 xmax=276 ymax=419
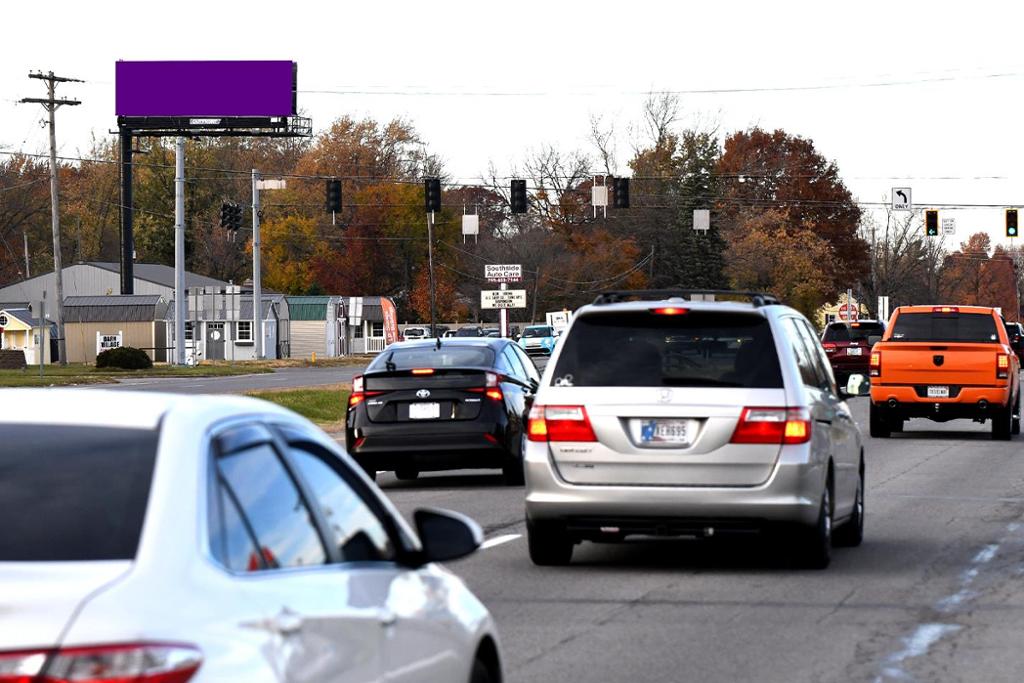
xmin=878 ymin=343 xmax=1001 ymax=386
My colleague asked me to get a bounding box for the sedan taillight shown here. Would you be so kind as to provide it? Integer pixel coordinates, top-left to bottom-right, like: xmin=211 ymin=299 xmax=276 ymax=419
xmin=730 ymin=407 xmax=812 ymax=445
xmin=527 ymin=405 xmax=597 ymax=442
xmin=0 ymin=642 xmax=202 ymax=683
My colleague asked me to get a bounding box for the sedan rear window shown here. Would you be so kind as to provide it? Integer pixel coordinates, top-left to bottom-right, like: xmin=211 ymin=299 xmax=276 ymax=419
xmin=552 ymin=311 xmax=783 ymax=388
xmin=369 ymin=345 xmax=495 ymax=370
xmin=890 ymin=313 xmax=999 ymax=343
xmin=0 ymin=425 xmax=158 ymax=561
xmin=823 ymin=322 xmax=885 ymax=342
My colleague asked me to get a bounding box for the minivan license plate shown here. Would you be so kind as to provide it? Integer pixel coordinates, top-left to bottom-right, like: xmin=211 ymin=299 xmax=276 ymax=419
xmin=927 ymin=386 xmax=949 ymax=399
xmin=641 ymin=419 xmax=689 ymax=445
xmin=409 ymin=402 xmax=440 ymax=419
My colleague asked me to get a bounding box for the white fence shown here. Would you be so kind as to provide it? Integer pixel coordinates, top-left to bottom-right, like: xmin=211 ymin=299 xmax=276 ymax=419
xmin=366 ymin=337 xmax=386 ymax=353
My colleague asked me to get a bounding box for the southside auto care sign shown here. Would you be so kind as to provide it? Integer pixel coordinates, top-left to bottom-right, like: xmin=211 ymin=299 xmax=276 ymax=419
xmin=484 ymin=264 xmax=522 ymax=283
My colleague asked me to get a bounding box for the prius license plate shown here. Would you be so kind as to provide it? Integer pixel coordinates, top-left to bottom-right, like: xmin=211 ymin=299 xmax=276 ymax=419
xmin=409 ymin=402 xmax=440 ymax=419
xmin=927 ymin=386 xmax=950 ymax=399
xmin=846 ymin=347 xmax=863 ymax=356
xmin=641 ymin=419 xmax=690 ymax=446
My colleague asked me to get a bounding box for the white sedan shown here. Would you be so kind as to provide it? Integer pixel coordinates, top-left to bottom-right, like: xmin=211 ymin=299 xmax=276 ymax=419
xmin=0 ymin=389 xmax=502 ymax=683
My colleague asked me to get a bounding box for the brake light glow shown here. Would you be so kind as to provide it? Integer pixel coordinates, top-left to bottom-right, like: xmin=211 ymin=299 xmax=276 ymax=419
xmin=870 ymin=351 xmax=881 ymax=377
xmin=933 ymin=306 xmax=959 ymax=314
xmin=823 ymin=342 xmax=837 ymax=353
xmin=0 ymin=642 xmax=202 ymax=683
xmin=998 ymin=353 xmax=1010 ymax=379
xmin=411 ymin=368 xmax=435 ymax=375
xmin=730 ymin=407 xmax=812 ymax=445
xmin=650 ymin=307 xmax=688 ymax=316
xmin=526 ymin=405 xmax=597 ymax=442
xmin=348 ymin=375 xmax=382 ymax=408
xmin=486 ymin=388 xmax=504 ymax=401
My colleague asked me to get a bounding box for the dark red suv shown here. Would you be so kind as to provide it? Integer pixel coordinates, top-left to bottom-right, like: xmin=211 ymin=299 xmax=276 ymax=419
xmin=821 ymin=320 xmax=886 ymax=383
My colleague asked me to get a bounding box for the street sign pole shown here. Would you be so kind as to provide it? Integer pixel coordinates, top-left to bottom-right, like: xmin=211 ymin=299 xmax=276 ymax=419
xmin=499 ymin=282 xmax=508 ymax=337
xmin=427 ymin=211 xmax=437 ymax=337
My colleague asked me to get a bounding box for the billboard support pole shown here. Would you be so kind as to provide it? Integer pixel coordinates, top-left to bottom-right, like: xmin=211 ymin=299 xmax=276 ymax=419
xmin=499 ymin=282 xmax=509 ymax=338
xmin=252 ymin=169 xmax=263 ymax=360
xmin=119 ymin=129 xmax=134 ymax=295
xmin=173 ymin=136 xmax=186 ymax=366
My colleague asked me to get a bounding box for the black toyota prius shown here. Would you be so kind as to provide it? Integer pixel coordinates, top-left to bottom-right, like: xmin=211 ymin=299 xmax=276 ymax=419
xmin=346 ymin=338 xmax=540 ymax=484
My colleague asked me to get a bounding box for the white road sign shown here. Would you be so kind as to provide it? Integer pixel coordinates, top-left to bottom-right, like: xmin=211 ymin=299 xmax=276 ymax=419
xmin=256 ymin=178 xmax=286 ymax=190
xmin=481 ymin=289 xmax=526 ymax=309
xmin=484 ymin=264 xmax=522 ymax=283
xmin=693 ymin=209 xmax=710 ymax=232
xmin=941 ymin=217 xmax=955 ymax=235
xmin=892 ymin=187 xmax=912 ymax=211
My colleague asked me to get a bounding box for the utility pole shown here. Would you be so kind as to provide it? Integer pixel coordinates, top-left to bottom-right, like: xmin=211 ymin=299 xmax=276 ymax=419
xmin=427 ymin=210 xmax=437 ymax=336
xmin=173 ymin=137 xmax=186 ymax=365
xmin=252 ymin=169 xmax=263 ymax=360
xmin=21 ymin=71 xmax=81 ymax=366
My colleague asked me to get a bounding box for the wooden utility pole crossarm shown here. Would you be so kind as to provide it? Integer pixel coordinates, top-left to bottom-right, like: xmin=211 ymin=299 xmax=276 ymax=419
xmin=19 ymin=71 xmax=82 ymax=366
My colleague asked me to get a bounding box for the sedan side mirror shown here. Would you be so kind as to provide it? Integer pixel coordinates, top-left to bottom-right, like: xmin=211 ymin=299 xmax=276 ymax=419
xmin=839 ymin=373 xmax=871 ymax=399
xmin=407 ymin=507 xmax=482 ymax=567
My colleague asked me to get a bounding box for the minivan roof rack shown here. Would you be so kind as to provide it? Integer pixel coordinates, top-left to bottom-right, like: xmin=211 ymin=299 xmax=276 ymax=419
xmin=592 ymin=289 xmax=781 ymax=307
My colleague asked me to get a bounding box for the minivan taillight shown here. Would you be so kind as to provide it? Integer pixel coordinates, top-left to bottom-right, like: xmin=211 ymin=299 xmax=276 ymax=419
xmin=730 ymin=407 xmax=811 ymax=445
xmin=869 ymin=351 xmax=881 ymax=377
xmin=997 ymin=353 xmax=1010 ymax=379
xmin=0 ymin=642 xmax=202 ymax=683
xmin=527 ymin=405 xmax=597 ymax=442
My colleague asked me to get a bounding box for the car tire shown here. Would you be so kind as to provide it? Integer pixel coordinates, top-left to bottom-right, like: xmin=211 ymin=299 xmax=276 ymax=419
xmin=469 ymin=656 xmax=496 ymax=683
xmin=527 ymin=519 xmax=573 ymax=566
xmin=869 ymin=403 xmax=891 ymax=439
xmin=992 ymin=402 xmax=1013 ymax=441
xmin=834 ymin=462 xmax=864 ymax=548
xmin=395 ymin=468 xmax=419 ymax=481
xmin=890 ymin=416 xmax=905 ymax=433
xmin=1013 ymin=393 xmax=1021 ymax=436
xmin=797 ymin=483 xmax=832 ymax=569
xmin=356 ymin=461 xmax=377 ymax=482
xmin=502 ymin=460 xmax=525 ymax=486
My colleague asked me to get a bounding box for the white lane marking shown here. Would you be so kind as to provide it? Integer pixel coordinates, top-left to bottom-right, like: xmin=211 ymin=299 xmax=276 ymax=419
xmin=973 ymin=543 xmax=999 ymax=564
xmin=480 ymin=534 xmax=521 ymax=550
xmin=877 ymin=623 xmax=963 ymax=682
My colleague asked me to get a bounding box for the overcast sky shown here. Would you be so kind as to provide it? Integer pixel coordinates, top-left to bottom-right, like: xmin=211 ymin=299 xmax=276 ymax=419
xmin=3 ymin=0 xmax=1023 ymax=246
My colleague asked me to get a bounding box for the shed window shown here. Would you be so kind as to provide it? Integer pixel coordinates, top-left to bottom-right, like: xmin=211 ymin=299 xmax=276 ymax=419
xmin=370 ymin=322 xmax=384 ymax=337
xmin=184 ymin=322 xmax=194 ymax=342
xmin=237 ymin=321 xmax=253 ymax=342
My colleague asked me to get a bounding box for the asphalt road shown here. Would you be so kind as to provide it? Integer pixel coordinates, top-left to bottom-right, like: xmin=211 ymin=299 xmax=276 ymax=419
xmin=372 ymin=399 xmax=1024 ymax=683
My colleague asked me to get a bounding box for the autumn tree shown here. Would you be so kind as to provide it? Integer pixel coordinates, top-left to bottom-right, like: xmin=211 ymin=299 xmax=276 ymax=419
xmin=717 ymin=128 xmax=867 ymax=298
xmin=725 ymin=209 xmax=837 ymax=317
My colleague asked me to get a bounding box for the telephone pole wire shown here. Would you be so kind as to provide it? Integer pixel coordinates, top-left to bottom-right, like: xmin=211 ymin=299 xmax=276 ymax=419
xmin=20 ymin=71 xmax=81 ymax=366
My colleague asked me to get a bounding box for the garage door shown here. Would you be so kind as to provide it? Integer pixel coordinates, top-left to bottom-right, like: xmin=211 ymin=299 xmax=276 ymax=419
xmin=290 ymin=320 xmax=327 ymax=359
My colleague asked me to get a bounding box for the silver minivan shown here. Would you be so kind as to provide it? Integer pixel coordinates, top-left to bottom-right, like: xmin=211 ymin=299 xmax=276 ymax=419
xmin=523 ymin=291 xmax=867 ymax=569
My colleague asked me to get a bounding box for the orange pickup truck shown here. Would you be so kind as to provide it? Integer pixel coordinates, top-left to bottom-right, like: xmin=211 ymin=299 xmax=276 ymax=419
xmin=869 ymin=305 xmax=1021 ymax=440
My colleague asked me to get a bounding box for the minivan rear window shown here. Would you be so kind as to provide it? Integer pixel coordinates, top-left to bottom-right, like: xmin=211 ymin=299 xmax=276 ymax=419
xmin=551 ymin=311 xmax=783 ymax=388
xmin=890 ymin=313 xmax=999 ymax=343
xmin=823 ymin=322 xmax=885 ymax=343
xmin=0 ymin=425 xmax=159 ymax=561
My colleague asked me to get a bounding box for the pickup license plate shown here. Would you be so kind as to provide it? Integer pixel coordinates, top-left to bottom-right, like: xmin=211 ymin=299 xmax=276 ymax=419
xmin=641 ymin=419 xmax=690 ymax=446
xmin=927 ymin=386 xmax=950 ymax=399
xmin=409 ymin=402 xmax=441 ymax=419
xmin=846 ymin=347 xmax=863 ymax=356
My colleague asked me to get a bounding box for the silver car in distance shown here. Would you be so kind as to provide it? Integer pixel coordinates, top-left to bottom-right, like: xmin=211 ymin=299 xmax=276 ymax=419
xmin=523 ymin=290 xmax=867 ymax=569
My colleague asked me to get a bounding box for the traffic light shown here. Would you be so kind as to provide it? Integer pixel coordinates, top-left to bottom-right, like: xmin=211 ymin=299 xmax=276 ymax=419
xmin=613 ymin=177 xmax=630 ymax=209
xmin=925 ymin=209 xmax=938 ymax=237
xmin=326 ymin=179 xmax=342 ymax=213
xmin=1007 ymin=209 xmax=1019 ymax=238
xmin=424 ymin=177 xmax=442 ymax=213
xmin=510 ymin=179 xmax=527 ymax=214
xmin=219 ymin=202 xmax=232 ymax=230
xmin=229 ymin=203 xmax=243 ymax=232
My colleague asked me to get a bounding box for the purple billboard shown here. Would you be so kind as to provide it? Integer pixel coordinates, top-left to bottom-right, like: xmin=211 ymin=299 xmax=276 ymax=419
xmin=115 ymin=61 xmax=296 ymax=117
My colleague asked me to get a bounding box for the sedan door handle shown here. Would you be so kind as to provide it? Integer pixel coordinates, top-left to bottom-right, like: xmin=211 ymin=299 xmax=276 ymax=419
xmin=271 ymin=607 xmax=304 ymax=635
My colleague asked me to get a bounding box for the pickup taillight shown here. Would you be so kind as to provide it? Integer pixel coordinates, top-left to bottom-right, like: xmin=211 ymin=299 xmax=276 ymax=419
xmin=870 ymin=351 xmax=881 ymax=377
xmin=997 ymin=353 xmax=1010 ymax=380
